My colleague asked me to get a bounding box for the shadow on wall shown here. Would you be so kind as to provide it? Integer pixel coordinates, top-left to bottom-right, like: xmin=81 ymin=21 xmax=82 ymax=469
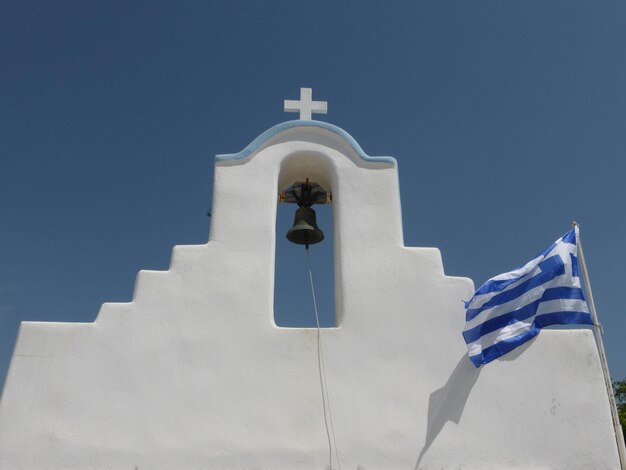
xmin=414 ymin=340 xmax=536 ymax=469
xmin=414 ymin=355 xmax=481 ymax=469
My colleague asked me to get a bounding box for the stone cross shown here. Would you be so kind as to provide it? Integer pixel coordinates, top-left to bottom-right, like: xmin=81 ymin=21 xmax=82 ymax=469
xmin=284 ymin=88 xmax=328 ymax=120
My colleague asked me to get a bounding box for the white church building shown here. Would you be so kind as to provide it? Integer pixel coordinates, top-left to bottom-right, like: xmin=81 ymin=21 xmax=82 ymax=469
xmin=0 ymin=89 xmax=622 ymax=469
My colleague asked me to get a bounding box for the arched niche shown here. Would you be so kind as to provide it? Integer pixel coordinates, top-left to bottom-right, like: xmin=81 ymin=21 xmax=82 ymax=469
xmin=274 ymin=151 xmax=338 ymax=328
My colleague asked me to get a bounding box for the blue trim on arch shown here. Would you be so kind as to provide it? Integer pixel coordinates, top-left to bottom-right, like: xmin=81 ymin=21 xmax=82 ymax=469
xmin=215 ymin=120 xmax=397 ymax=165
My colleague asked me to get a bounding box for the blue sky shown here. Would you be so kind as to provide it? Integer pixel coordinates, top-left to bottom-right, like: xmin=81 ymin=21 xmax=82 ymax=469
xmin=1 ymin=1 xmax=625 ymax=391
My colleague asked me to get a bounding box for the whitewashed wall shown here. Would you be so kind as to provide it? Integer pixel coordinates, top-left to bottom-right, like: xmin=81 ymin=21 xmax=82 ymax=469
xmin=0 ymin=121 xmax=620 ymax=469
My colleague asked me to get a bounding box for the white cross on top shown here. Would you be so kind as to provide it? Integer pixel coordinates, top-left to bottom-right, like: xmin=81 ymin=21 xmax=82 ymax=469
xmin=283 ymin=88 xmax=328 ymax=120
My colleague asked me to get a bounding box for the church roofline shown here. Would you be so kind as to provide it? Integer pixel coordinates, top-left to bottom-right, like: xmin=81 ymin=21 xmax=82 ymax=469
xmin=215 ymin=119 xmax=397 ymax=165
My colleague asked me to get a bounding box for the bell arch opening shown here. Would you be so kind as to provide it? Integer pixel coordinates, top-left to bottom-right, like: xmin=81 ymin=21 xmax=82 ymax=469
xmin=274 ymin=153 xmax=337 ymax=328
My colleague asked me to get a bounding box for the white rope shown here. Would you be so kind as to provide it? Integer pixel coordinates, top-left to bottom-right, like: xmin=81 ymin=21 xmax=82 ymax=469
xmin=306 ymin=246 xmax=341 ymax=470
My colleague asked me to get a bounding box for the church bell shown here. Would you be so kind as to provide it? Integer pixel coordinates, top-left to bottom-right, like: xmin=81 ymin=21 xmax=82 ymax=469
xmin=286 ymin=206 xmax=324 ymax=246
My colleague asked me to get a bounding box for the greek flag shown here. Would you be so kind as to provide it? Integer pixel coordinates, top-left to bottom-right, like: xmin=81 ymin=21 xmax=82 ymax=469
xmin=463 ymin=227 xmax=593 ymax=367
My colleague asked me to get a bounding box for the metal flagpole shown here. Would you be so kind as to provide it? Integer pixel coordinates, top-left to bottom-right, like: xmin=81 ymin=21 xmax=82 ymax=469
xmin=574 ymin=222 xmax=626 ymax=469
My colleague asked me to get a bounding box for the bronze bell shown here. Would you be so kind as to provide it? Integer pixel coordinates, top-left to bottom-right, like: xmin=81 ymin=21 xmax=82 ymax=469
xmin=286 ymin=207 xmax=324 ymax=246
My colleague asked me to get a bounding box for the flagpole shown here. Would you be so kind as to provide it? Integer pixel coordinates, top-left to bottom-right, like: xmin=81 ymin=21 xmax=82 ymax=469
xmin=574 ymin=222 xmax=626 ymax=469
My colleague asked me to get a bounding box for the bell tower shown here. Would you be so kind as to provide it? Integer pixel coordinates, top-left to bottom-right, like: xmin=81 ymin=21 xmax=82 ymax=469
xmin=0 ymin=89 xmax=620 ymax=469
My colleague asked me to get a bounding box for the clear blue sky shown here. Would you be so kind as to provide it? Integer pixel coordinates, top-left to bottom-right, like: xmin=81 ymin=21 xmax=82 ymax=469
xmin=1 ymin=1 xmax=625 ymax=392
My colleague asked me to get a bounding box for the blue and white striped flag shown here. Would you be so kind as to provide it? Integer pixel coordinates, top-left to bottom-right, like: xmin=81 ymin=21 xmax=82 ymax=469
xmin=463 ymin=227 xmax=593 ymax=367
